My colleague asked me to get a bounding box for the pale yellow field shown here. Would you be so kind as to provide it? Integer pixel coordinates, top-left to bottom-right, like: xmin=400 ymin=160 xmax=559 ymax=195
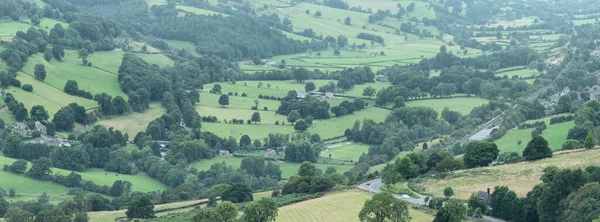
xmin=419 ymin=149 xmax=600 ymax=199
xmin=94 ymin=103 xmax=166 ymax=136
xmin=276 ymin=190 xmax=435 ymax=222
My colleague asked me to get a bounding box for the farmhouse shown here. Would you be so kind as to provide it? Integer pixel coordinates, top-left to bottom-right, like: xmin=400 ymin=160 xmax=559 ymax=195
xmin=295 ymin=90 xmax=309 ymax=99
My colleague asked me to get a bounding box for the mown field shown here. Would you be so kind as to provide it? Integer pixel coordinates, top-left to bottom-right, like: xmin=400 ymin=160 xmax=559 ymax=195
xmin=494 ymin=115 xmax=574 ymax=153
xmin=276 ymin=190 xmax=435 ymax=222
xmin=95 ymin=103 xmax=166 ymax=136
xmin=495 ymin=68 xmax=538 ymax=78
xmin=310 ymin=107 xmax=390 ymax=139
xmin=323 ymin=143 xmax=369 ymax=162
xmin=418 ymin=149 xmax=600 ymax=199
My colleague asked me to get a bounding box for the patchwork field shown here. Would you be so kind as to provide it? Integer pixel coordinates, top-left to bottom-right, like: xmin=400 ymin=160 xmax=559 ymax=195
xmin=276 ymin=190 xmax=435 ymax=222
xmin=405 ymin=97 xmax=489 ymax=114
xmin=418 ymin=149 xmax=600 ymax=199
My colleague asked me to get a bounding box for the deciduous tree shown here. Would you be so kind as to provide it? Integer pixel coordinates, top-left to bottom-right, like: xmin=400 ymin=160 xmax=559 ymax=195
xmin=359 ymin=192 xmax=410 ymax=222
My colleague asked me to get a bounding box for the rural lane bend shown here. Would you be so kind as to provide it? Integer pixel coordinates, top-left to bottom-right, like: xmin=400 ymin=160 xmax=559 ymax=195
xmin=358 ymin=178 xmax=506 ymax=222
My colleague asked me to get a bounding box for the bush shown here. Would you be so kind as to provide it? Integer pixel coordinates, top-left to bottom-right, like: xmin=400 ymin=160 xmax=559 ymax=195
xmin=264 ymin=107 xmax=268 ymax=111
xmin=21 ymin=84 xmax=33 ymax=92
xmin=227 ymin=92 xmax=233 ymax=96
xmin=550 ymin=115 xmax=574 ymax=125
xmin=242 ymin=93 xmax=248 ymax=97
xmin=271 ymin=190 xmax=280 ymax=197
xmin=562 ymin=139 xmax=582 ymax=150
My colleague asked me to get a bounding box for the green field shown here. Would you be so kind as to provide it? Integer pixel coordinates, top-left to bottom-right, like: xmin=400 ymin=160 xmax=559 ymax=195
xmin=95 ymin=103 xmax=166 ymax=136
xmin=309 ymin=107 xmax=390 ymax=139
xmin=495 ymin=68 xmax=538 ymax=78
xmin=572 ymin=18 xmax=597 ymax=26
xmin=240 ymin=80 xmax=390 ymax=99
xmin=12 ymin=72 xmax=98 ymax=118
xmin=494 ymin=116 xmax=574 ymax=153
xmin=176 ymin=5 xmax=226 ymax=16
xmin=190 ymin=156 xmax=354 ymax=179
xmin=201 ymin=122 xmax=295 ymax=139
xmin=160 ymin=39 xmax=200 ymax=56
xmin=276 ymin=190 xmax=435 ymax=222
xmin=0 ymin=18 xmax=68 ymax=37
xmin=197 ymin=106 xmax=287 ymax=125
xmin=87 ymin=51 xmax=174 ymax=74
xmin=0 ymin=154 xmax=167 ymax=194
xmin=405 ymin=97 xmax=489 ymax=115
xmin=199 ymin=92 xmax=283 ymax=110
xmin=324 ymin=143 xmax=369 ymax=162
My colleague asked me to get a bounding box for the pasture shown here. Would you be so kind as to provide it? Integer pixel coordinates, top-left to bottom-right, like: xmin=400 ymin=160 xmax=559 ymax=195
xmin=0 ymin=154 xmax=166 ymax=201
xmin=495 ymin=68 xmax=538 ymax=78
xmin=197 ymin=106 xmax=287 ymax=125
xmin=190 ymin=156 xmax=354 ymax=179
xmin=176 ymin=5 xmax=226 ymax=16
xmin=418 ymin=148 xmax=600 ymax=199
xmin=87 ymin=51 xmax=174 ymax=74
xmin=405 ymin=97 xmax=489 ymax=114
xmin=323 ymin=143 xmax=369 ymax=162
xmin=88 ymin=199 xmax=206 ymax=222
xmin=198 ymin=92 xmax=282 ymax=110
xmin=572 ymin=18 xmax=597 ymax=26
xmin=94 ymin=103 xmax=166 ymax=137
xmin=276 ymin=190 xmax=435 ymax=222
xmin=22 ymin=50 xmax=126 ymax=97
xmin=201 ymin=122 xmax=295 ymax=139
xmin=309 ymin=107 xmax=390 ymax=139
xmin=494 ymin=115 xmax=574 ymax=153
xmin=160 ymin=39 xmax=200 ymax=56
xmin=12 ymin=72 xmax=98 ymax=118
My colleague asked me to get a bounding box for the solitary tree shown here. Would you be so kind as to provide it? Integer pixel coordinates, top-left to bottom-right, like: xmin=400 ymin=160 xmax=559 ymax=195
xmin=362 ymin=86 xmax=376 ymax=98
xmin=523 ymin=136 xmax=552 ymax=161
xmin=305 ymin=82 xmax=316 ymax=92
xmin=34 ymin=63 xmax=46 ymax=81
xmin=433 ymin=200 xmax=467 ymax=222
xmin=251 ymin=112 xmax=261 ymax=124
xmin=359 ymin=192 xmax=410 ymax=222
xmin=30 ymin=105 xmax=49 ymax=121
xmin=243 ymin=198 xmax=279 ymax=222
xmin=444 ymin=187 xmax=454 ymax=199
xmin=219 ymin=94 xmax=230 ymax=107
xmin=585 ymin=132 xmax=596 ymax=149
xmin=344 ymin=16 xmax=352 ymax=25
xmin=212 ymin=84 xmax=222 ymax=94
xmin=126 ymin=195 xmax=155 ymax=220
xmin=287 ymin=110 xmax=301 ymax=123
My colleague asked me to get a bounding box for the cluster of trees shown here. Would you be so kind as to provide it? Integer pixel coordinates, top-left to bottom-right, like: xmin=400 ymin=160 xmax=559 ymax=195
xmin=277 ymin=91 xmax=331 ymax=120
xmin=63 ymin=80 xmax=93 ymax=99
xmin=331 ymin=99 xmax=366 ymax=117
xmin=281 ymin=162 xmax=336 ymax=195
xmin=477 ymin=166 xmax=600 ymax=222
xmin=284 ymin=140 xmax=322 ymax=163
xmin=357 ymin=32 xmax=384 ymax=44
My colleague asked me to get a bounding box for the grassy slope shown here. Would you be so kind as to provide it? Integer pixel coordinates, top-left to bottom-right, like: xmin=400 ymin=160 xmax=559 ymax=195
xmin=0 ymin=154 xmax=166 ymax=195
xmin=419 ymin=149 xmax=600 ymax=199
xmin=95 ymin=103 xmax=166 ymax=136
xmin=190 ymin=157 xmax=354 ymax=179
xmin=12 ymin=72 xmax=98 ymax=118
xmin=494 ymin=115 xmax=574 ymax=153
xmin=405 ymin=97 xmax=490 ymax=115
xmin=276 ymin=190 xmax=435 ymax=222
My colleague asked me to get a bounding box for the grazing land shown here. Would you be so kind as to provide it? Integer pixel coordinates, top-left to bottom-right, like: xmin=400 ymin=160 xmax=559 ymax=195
xmin=324 ymin=143 xmax=369 ymax=162
xmin=276 ymin=190 xmax=435 ymax=222
xmin=418 ymin=149 xmax=600 ymax=199
xmin=405 ymin=97 xmax=490 ymax=114
xmin=95 ymin=103 xmax=166 ymax=136
xmin=494 ymin=115 xmax=574 ymax=153
xmin=309 ymin=107 xmax=390 ymax=139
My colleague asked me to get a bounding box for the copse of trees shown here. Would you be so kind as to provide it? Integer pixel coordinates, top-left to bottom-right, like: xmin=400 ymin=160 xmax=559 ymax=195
xmin=523 ymin=136 xmax=552 ymax=161
xmin=463 ymin=141 xmax=499 ymax=168
xmin=357 ymin=32 xmax=384 ymax=44
xmin=277 ymin=91 xmax=331 ymax=120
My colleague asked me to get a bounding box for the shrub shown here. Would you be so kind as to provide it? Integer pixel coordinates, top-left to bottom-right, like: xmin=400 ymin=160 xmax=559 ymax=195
xmin=271 ymin=190 xmax=280 ymax=197
xmin=21 ymin=84 xmax=33 ymax=92
xmin=242 ymin=93 xmax=247 ymax=97
xmin=264 ymin=107 xmax=268 ymax=111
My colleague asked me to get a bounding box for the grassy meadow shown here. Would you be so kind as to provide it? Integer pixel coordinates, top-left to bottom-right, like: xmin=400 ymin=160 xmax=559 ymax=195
xmin=494 ymin=115 xmax=574 ymax=153
xmin=95 ymin=103 xmax=166 ymax=136
xmin=323 ymin=143 xmax=369 ymax=162
xmin=418 ymin=149 xmax=600 ymax=199
xmin=276 ymin=190 xmax=436 ymax=222
xmin=310 ymin=107 xmax=390 ymax=139
xmin=405 ymin=97 xmax=489 ymax=114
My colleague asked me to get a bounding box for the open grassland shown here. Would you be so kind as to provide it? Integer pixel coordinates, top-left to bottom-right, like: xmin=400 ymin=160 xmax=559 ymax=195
xmin=276 ymin=190 xmax=435 ymax=222
xmin=418 ymin=148 xmax=600 ymax=199
xmin=494 ymin=115 xmax=574 ymax=153
xmin=484 ymin=16 xmax=539 ymax=28
xmin=405 ymin=97 xmax=489 ymax=114
xmin=0 ymin=18 xmax=67 ymax=37
xmin=197 ymin=106 xmax=287 ymax=125
xmin=160 ymin=39 xmax=200 ymax=56
xmin=22 ymin=50 xmax=126 ymax=97
xmin=323 ymin=143 xmax=369 ymax=162
xmin=0 ymin=154 xmax=167 ymax=194
xmin=176 ymin=5 xmax=226 ymax=16
xmin=495 ymin=68 xmax=538 ymax=78
xmin=190 ymin=157 xmax=354 ymax=179
xmin=95 ymin=103 xmax=166 ymax=136
xmin=87 ymin=51 xmax=174 ymax=74
xmin=201 ymin=122 xmax=295 ymax=139
xmin=309 ymin=107 xmax=390 ymax=139
xmin=241 ymin=80 xmax=390 ymax=99
xmin=198 ymin=92 xmax=282 ymax=110
xmin=89 ymin=199 xmax=206 ymax=222
xmin=12 ymin=73 xmax=98 ymax=118
xmin=572 ymin=19 xmax=597 ymax=26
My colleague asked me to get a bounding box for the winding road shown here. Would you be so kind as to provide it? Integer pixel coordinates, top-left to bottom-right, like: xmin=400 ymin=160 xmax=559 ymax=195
xmin=358 ymin=178 xmax=505 ymax=222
